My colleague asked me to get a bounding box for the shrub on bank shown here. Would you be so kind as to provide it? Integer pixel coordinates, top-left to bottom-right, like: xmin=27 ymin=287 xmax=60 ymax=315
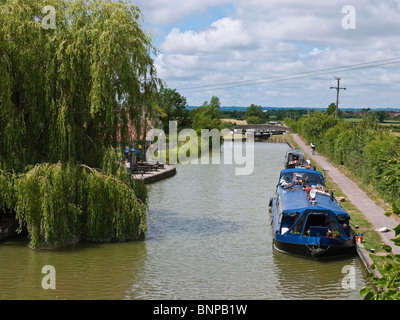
xmin=291 ymin=112 xmax=400 ymax=204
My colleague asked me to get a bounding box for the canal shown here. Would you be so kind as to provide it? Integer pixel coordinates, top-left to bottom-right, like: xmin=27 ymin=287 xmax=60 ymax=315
xmin=0 ymin=142 xmax=366 ymax=299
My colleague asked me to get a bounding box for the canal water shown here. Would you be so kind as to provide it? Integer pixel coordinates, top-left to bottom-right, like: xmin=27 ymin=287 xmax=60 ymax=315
xmin=0 ymin=142 xmax=366 ymax=299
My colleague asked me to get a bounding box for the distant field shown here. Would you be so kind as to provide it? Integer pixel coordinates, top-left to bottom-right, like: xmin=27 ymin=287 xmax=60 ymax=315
xmin=221 ymin=118 xmax=247 ymax=125
xmin=345 ymin=118 xmax=400 ymax=128
xmin=378 ymin=120 xmax=400 ymax=126
xmin=345 ymin=118 xmax=400 ymax=123
xmin=344 ymin=118 xmax=362 ymax=123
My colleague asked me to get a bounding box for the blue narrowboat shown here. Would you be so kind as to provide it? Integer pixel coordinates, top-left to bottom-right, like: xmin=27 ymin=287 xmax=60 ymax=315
xmin=269 ymin=168 xmax=356 ymax=259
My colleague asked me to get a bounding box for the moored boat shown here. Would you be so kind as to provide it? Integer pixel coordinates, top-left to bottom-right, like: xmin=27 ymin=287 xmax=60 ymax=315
xmin=269 ymin=168 xmax=356 ymax=259
xmin=284 ymin=148 xmax=307 ymax=169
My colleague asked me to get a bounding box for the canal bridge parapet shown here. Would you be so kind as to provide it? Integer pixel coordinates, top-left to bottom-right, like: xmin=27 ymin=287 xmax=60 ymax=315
xmin=233 ymin=124 xmax=291 ymax=139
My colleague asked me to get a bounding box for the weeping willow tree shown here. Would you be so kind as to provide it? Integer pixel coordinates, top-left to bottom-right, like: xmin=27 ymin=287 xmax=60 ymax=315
xmin=0 ymin=0 xmax=160 ymax=248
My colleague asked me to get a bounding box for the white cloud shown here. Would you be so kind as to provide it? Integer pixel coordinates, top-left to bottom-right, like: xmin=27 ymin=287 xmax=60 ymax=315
xmin=309 ymin=48 xmax=322 ymax=56
xmin=138 ymin=0 xmax=400 ymax=108
xmin=160 ymin=17 xmax=252 ymax=54
xmin=155 ymin=53 xmax=199 ymax=79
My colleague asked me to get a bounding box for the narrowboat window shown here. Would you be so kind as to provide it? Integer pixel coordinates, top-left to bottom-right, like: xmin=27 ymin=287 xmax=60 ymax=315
xmin=279 ymin=172 xmax=324 ymax=186
xmin=326 ymin=214 xmax=346 ymax=237
xmin=281 ymin=211 xmax=300 ymax=234
xmin=341 ymin=222 xmax=350 ymax=237
xmin=300 ymin=211 xmax=346 ymax=238
xmin=336 ymin=216 xmax=351 ymax=236
xmin=300 ymin=173 xmax=324 ymax=185
xmin=288 ymin=212 xmax=305 ymax=235
xmin=280 ymin=173 xmax=293 ymax=184
xmin=303 ymin=212 xmax=328 ymax=236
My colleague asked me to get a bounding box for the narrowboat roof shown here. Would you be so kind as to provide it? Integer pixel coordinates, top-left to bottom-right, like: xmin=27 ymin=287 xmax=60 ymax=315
xmin=278 ymin=168 xmax=349 ymax=218
xmin=286 ymin=149 xmax=304 ymax=155
xmin=278 ymin=185 xmax=350 ymax=218
xmin=280 ymin=168 xmax=323 ymax=177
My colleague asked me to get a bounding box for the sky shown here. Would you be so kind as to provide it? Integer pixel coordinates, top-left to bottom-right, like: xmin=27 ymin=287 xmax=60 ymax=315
xmin=133 ymin=0 xmax=400 ymax=109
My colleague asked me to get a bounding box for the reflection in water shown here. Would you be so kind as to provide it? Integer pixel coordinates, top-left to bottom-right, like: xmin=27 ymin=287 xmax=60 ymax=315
xmin=0 ymin=142 xmax=366 ymax=299
xmin=147 ymin=209 xmax=240 ymax=239
xmin=272 ymin=250 xmax=364 ymax=300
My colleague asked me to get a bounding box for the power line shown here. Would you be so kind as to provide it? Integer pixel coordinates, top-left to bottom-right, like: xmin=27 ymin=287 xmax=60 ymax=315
xmin=180 ymin=59 xmax=400 ymax=93
xmin=177 ymin=57 xmax=400 ymax=94
xmin=317 ymin=86 xmax=335 ymax=108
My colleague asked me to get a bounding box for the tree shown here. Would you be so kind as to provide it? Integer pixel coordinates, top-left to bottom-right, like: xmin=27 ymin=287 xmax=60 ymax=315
xmin=0 ymin=0 xmax=160 ymax=247
xmin=191 ymin=96 xmax=223 ymax=133
xmin=375 ymin=110 xmax=389 ymax=123
xmin=246 ymin=116 xmax=264 ymax=124
xmin=156 ymin=87 xmax=189 ymax=132
xmin=325 ymin=102 xmax=343 ymax=118
xmin=245 ymin=104 xmax=266 ymax=123
xmin=298 ymin=110 xmax=339 ymax=143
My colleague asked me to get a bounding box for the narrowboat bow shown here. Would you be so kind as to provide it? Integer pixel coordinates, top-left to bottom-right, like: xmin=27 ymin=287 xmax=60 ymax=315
xmin=270 ymin=168 xmax=356 ymax=259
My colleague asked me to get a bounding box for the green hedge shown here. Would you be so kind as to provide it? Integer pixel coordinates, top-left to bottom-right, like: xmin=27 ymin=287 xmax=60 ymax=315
xmin=291 ymin=111 xmax=400 ymax=204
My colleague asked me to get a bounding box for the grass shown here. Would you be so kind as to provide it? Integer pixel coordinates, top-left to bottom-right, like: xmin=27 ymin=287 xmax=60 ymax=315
xmin=334 ymin=164 xmax=394 ymax=216
xmin=315 ymin=163 xmax=391 ymax=270
xmin=322 ymin=171 xmax=383 ymax=254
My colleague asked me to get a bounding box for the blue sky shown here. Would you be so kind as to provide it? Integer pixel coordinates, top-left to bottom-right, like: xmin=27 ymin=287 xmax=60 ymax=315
xmin=134 ymin=0 xmax=400 ymax=109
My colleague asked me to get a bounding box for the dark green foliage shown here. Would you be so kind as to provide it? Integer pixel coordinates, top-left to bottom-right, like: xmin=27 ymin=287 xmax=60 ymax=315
xmin=245 ymin=104 xmax=266 ymax=123
xmin=191 ymin=96 xmax=223 ymax=134
xmin=360 ymin=251 xmax=400 ymax=300
xmin=325 ymin=102 xmax=343 ymax=118
xmin=245 ymin=116 xmax=263 ymax=124
xmin=293 ymin=112 xmax=400 ymax=203
xmin=156 ymin=87 xmax=190 ymax=132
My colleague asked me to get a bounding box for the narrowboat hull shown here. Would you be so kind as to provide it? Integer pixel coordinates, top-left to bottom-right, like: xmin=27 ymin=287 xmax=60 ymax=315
xmin=273 ymin=236 xmax=356 ymax=260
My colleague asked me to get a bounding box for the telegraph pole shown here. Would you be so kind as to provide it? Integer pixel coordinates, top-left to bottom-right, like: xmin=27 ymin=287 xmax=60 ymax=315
xmin=330 ymin=77 xmax=346 ymax=118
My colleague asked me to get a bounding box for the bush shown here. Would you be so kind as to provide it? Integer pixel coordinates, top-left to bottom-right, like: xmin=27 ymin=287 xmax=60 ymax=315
xmin=246 ymin=116 xmax=264 ymax=124
xmin=290 ymin=112 xmax=400 ymax=203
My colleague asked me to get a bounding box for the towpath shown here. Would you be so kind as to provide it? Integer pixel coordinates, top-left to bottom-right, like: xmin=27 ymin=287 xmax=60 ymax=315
xmin=291 ymin=133 xmax=400 ymax=255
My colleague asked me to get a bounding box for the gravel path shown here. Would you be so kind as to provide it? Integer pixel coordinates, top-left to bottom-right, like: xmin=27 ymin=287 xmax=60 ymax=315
xmin=291 ymin=133 xmax=400 ymax=254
